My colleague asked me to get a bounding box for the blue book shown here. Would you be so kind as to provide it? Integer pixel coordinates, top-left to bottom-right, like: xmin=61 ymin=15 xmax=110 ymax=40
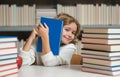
xmin=36 ymin=17 xmax=64 ymax=55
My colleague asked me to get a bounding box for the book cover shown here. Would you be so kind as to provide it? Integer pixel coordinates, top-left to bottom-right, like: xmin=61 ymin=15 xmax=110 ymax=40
xmin=36 ymin=17 xmax=64 ymax=55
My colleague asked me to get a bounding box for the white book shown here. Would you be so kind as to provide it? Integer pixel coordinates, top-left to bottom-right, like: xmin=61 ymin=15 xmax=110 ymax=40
xmin=116 ymin=4 xmax=119 ymax=25
xmin=96 ymin=4 xmax=99 ymax=25
xmin=5 ymin=73 xmax=18 ymax=77
xmin=82 ymin=66 xmax=120 ymax=76
xmin=82 ymin=37 xmax=120 ymax=44
xmin=0 ymin=42 xmax=17 ymax=49
xmin=0 ymin=36 xmax=18 ymax=42
xmin=83 ymin=63 xmax=120 ymax=71
xmin=83 ymin=28 xmax=120 ymax=34
xmin=83 ymin=57 xmax=120 ymax=66
xmin=0 ymin=5 xmax=2 ymax=26
xmin=82 ymin=33 xmax=120 ymax=39
xmin=83 ymin=43 xmax=120 ymax=51
xmin=0 ymin=58 xmax=17 ymax=65
xmin=82 ymin=53 xmax=120 ymax=60
xmin=56 ymin=4 xmax=63 ymax=14
xmin=76 ymin=4 xmax=82 ymax=25
xmin=81 ymin=49 xmax=120 ymax=56
xmin=0 ymin=47 xmax=17 ymax=55
xmin=108 ymin=5 xmax=112 ymax=25
xmin=23 ymin=5 xmax=29 ymax=25
xmin=0 ymin=53 xmax=17 ymax=60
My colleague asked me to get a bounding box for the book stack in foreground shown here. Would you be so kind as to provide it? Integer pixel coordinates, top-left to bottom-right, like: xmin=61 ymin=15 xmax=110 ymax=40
xmin=81 ymin=28 xmax=120 ymax=76
xmin=0 ymin=36 xmax=18 ymax=77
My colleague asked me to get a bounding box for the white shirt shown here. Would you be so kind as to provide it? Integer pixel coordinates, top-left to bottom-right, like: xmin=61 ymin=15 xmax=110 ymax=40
xmin=20 ymin=39 xmax=76 ymax=66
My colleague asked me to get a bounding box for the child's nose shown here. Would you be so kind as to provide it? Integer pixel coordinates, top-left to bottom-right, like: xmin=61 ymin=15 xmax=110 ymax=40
xmin=68 ymin=32 xmax=73 ymax=37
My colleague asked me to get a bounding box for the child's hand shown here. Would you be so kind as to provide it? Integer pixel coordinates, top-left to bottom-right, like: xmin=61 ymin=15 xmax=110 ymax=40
xmin=29 ymin=28 xmax=38 ymax=40
xmin=35 ymin=23 xmax=49 ymax=39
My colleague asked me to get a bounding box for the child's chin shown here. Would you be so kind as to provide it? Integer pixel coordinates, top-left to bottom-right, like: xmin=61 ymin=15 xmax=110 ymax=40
xmin=61 ymin=40 xmax=71 ymax=45
xmin=62 ymin=42 xmax=69 ymax=45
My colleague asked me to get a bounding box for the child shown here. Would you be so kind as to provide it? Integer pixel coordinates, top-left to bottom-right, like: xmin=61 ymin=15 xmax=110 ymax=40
xmin=20 ymin=13 xmax=80 ymax=66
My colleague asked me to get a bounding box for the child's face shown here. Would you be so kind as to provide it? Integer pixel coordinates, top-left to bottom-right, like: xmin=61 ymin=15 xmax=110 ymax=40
xmin=61 ymin=22 xmax=77 ymax=44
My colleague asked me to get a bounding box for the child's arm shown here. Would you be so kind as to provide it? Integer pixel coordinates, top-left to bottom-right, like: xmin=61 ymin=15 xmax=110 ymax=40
xmin=23 ymin=29 xmax=37 ymax=51
xmin=20 ymin=28 xmax=37 ymax=65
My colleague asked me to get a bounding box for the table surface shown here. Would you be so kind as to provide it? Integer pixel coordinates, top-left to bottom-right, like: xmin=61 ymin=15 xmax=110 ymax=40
xmin=18 ymin=65 xmax=119 ymax=77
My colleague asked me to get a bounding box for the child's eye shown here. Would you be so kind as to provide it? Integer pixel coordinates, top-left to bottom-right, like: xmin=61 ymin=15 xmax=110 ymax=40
xmin=72 ymin=32 xmax=76 ymax=35
xmin=65 ymin=28 xmax=70 ymax=31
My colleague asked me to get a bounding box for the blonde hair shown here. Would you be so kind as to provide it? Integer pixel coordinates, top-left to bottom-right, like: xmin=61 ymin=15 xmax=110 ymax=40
xmin=55 ymin=13 xmax=80 ymax=44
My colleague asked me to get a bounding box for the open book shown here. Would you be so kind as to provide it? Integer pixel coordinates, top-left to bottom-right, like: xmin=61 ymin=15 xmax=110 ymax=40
xmin=36 ymin=17 xmax=64 ymax=55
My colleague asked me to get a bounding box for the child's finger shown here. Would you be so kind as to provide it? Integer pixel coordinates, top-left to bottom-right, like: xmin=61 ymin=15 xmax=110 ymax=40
xmin=38 ymin=23 xmax=43 ymax=29
xmin=34 ymin=28 xmax=38 ymax=34
xmin=44 ymin=23 xmax=48 ymax=29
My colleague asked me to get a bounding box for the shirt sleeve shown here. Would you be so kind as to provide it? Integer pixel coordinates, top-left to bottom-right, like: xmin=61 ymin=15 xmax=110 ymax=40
xmin=41 ymin=44 xmax=76 ymax=66
xmin=19 ymin=38 xmax=37 ymax=66
xmin=19 ymin=46 xmax=35 ymax=65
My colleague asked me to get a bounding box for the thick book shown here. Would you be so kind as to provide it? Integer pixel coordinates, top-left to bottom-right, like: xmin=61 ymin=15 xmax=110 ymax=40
xmin=82 ymin=62 xmax=120 ymax=71
xmin=0 ymin=63 xmax=17 ymax=72
xmin=82 ymin=37 xmax=120 ymax=44
xmin=0 ymin=42 xmax=17 ymax=49
xmin=82 ymin=43 xmax=120 ymax=51
xmin=81 ymin=66 xmax=120 ymax=76
xmin=0 ymin=53 xmax=17 ymax=61
xmin=82 ymin=53 xmax=120 ymax=60
xmin=0 ymin=58 xmax=17 ymax=66
xmin=36 ymin=17 xmax=64 ymax=55
xmin=0 ymin=36 xmax=18 ymax=42
xmin=83 ymin=28 xmax=120 ymax=34
xmin=81 ymin=49 xmax=120 ymax=57
xmin=82 ymin=33 xmax=120 ymax=39
xmin=5 ymin=72 xmax=18 ymax=77
xmin=0 ymin=47 xmax=17 ymax=55
xmin=83 ymin=57 xmax=120 ymax=66
xmin=0 ymin=68 xmax=18 ymax=77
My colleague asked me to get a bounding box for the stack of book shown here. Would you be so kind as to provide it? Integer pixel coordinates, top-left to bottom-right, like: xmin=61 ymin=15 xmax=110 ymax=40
xmin=0 ymin=36 xmax=18 ymax=77
xmin=81 ymin=27 xmax=120 ymax=76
